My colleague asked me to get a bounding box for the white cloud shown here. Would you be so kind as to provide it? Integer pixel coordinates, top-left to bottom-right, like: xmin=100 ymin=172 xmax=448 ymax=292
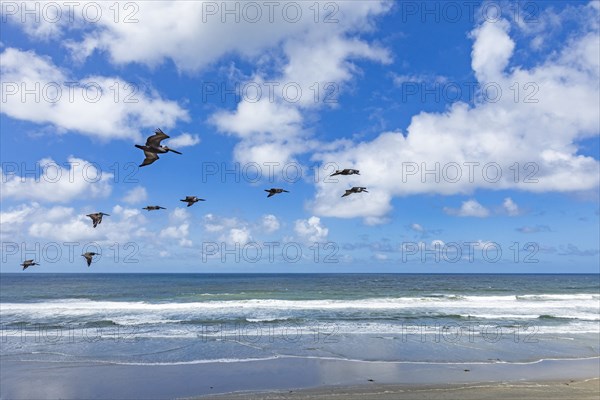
xmin=0 ymin=202 xmax=150 ymax=244
xmin=1 ymin=157 xmax=112 ymax=203
xmin=0 ymin=48 xmax=188 ymax=141
xmin=160 ymin=223 xmax=192 ymax=247
xmin=311 ymin=8 xmax=600 ymax=222
xmin=225 ymin=227 xmax=252 ymax=246
xmin=121 ymin=186 xmax=148 ymax=204
xmin=444 ymin=199 xmax=490 ymax=218
xmin=410 ymin=223 xmax=424 ymax=232
xmin=470 ymin=19 xmax=515 ymax=82
xmin=49 ymin=2 xmax=392 ymax=73
xmin=262 ymin=214 xmax=280 ymax=233
xmin=502 ymin=197 xmax=520 ymax=216
xmin=160 ymin=208 xmax=193 ymax=247
xmin=167 ymin=133 xmax=201 ymax=148
xmin=295 ymin=216 xmax=329 ymax=242
xmin=206 ymin=3 xmax=392 ymax=166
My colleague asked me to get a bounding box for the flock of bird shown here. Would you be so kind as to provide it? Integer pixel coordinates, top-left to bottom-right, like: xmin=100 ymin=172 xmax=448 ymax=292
xmin=20 ymin=129 xmax=368 ymax=270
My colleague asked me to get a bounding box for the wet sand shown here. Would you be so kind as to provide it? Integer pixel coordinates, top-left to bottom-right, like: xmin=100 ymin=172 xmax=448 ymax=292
xmin=198 ymin=379 xmax=600 ymax=399
xmin=1 ymin=357 xmax=598 ymax=399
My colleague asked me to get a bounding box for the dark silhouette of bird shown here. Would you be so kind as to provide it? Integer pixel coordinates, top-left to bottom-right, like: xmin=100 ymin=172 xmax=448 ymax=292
xmin=180 ymin=196 xmax=205 ymax=207
xmin=86 ymin=212 xmax=110 ymax=228
xmin=341 ymin=187 xmax=368 ymax=197
xmin=331 ymin=169 xmax=360 ymax=176
xmin=135 ymin=128 xmax=182 ymax=167
xmin=81 ymin=252 xmax=98 ymax=267
xmin=142 ymin=206 xmax=166 ymax=211
xmin=265 ymin=188 xmax=289 ymax=198
xmin=21 ymin=259 xmax=39 ymax=270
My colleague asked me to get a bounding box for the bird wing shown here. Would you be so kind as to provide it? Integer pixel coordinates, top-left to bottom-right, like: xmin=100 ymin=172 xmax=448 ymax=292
xmin=330 ymin=171 xmax=340 ymax=176
xmin=267 ymin=192 xmax=275 ymax=197
xmin=24 ymin=259 xmax=34 ymax=263
xmin=145 ymin=130 xmax=170 ymax=147
xmin=140 ymin=151 xmax=159 ymax=167
xmin=86 ymin=256 xmax=92 ymax=266
xmin=341 ymin=191 xmax=351 ymax=197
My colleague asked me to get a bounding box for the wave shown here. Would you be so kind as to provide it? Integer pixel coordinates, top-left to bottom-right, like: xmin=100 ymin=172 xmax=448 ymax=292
xmin=2 ymin=295 xmax=598 ymax=327
xmin=16 ymin=354 xmax=600 ymax=367
xmin=3 ymin=293 xmax=599 ymax=310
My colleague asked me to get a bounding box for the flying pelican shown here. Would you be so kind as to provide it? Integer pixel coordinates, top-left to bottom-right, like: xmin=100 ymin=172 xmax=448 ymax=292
xmin=81 ymin=252 xmax=98 ymax=267
xmin=331 ymin=169 xmax=360 ymax=176
xmin=135 ymin=128 xmax=182 ymax=167
xmin=86 ymin=212 xmax=110 ymax=228
xmin=21 ymin=259 xmax=39 ymax=270
xmin=180 ymin=196 xmax=205 ymax=207
xmin=142 ymin=206 xmax=166 ymax=211
xmin=341 ymin=187 xmax=368 ymax=197
xmin=265 ymin=188 xmax=289 ymax=198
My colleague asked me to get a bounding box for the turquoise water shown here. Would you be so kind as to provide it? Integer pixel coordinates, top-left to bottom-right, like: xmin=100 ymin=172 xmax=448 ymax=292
xmin=1 ymin=273 xmax=599 ymax=365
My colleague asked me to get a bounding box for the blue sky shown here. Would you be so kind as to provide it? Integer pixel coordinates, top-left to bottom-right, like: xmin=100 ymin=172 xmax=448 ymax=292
xmin=1 ymin=1 xmax=598 ymax=273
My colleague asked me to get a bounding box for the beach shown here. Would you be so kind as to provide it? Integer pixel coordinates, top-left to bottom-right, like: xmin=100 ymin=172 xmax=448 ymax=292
xmin=1 ymin=273 xmax=598 ymax=399
xmin=199 ymin=380 xmax=600 ymax=400
xmin=1 ymin=357 xmax=598 ymax=399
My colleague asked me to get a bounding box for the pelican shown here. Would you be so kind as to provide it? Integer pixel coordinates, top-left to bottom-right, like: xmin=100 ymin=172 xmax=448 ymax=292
xmin=142 ymin=206 xmax=166 ymax=211
xmin=180 ymin=196 xmax=205 ymax=207
xmin=265 ymin=188 xmax=289 ymax=198
xmin=81 ymin=252 xmax=98 ymax=267
xmin=135 ymin=128 xmax=182 ymax=167
xmin=331 ymin=169 xmax=360 ymax=176
xmin=20 ymin=259 xmax=39 ymax=270
xmin=86 ymin=212 xmax=110 ymax=228
xmin=342 ymin=187 xmax=368 ymax=197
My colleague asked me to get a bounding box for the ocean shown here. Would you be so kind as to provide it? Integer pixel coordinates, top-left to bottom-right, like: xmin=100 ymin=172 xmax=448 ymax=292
xmin=1 ymin=273 xmax=599 ymax=367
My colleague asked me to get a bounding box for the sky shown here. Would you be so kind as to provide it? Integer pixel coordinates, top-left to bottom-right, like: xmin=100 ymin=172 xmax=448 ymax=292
xmin=0 ymin=0 xmax=599 ymax=273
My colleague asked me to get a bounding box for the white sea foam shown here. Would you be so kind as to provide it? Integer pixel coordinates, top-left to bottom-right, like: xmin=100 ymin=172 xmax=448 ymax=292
xmin=2 ymin=295 xmax=598 ymax=329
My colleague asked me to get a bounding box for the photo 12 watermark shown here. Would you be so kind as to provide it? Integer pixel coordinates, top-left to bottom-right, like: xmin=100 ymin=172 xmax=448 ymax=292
xmin=201 ymin=241 xmax=339 ymax=264
xmin=1 ymin=241 xmax=140 ymax=266
xmin=400 ymin=241 xmax=540 ymax=263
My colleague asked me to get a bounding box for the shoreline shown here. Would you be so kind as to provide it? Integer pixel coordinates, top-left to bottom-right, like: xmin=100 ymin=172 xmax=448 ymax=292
xmin=1 ymin=357 xmax=598 ymax=399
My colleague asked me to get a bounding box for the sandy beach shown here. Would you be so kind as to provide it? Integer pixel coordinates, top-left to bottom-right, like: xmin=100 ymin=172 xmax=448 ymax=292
xmin=198 ymin=379 xmax=600 ymax=400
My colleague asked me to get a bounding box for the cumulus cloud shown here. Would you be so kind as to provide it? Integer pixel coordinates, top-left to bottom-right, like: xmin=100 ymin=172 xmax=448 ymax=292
xmin=121 ymin=186 xmax=148 ymax=204
xmin=167 ymin=133 xmax=201 ymax=148
xmin=262 ymin=214 xmax=280 ymax=233
xmin=444 ymin=199 xmax=490 ymax=218
xmin=0 ymin=202 xmax=150 ymax=244
xmin=1 ymin=157 xmax=112 ymax=203
xmin=0 ymin=48 xmax=188 ymax=141
xmin=206 ymin=3 xmax=392 ymax=166
xmin=295 ymin=216 xmax=329 ymax=242
xmin=311 ymin=7 xmax=599 ymax=222
xmin=159 ymin=208 xmax=193 ymax=247
xmin=502 ymin=197 xmax=520 ymax=216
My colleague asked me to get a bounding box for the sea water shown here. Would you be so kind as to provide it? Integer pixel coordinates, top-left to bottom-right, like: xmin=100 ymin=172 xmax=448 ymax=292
xmin=1 ymin=273 xmax=598 ymax=366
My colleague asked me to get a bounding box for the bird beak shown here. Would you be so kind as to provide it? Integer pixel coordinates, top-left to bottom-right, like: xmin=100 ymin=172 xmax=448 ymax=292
xmin=170 ymin=148 xmax=182 ymax=154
